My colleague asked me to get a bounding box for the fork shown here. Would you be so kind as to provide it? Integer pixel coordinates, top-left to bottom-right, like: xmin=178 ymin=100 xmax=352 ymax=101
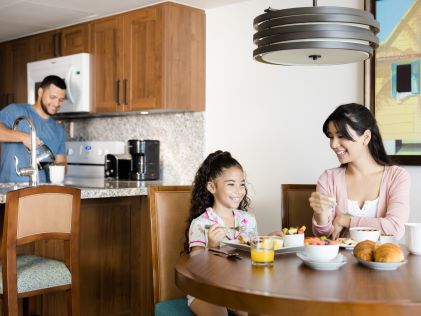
xmin=204 ymin=224 xmax=243 ymax=231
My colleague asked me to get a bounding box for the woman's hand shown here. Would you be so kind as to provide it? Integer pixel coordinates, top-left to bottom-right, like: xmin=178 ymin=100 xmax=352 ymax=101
xmin=207 ymin=224 xmax=226 ymax=248
xmin=309 ymin=192 xmax=336 ymax=215
xmin=331 ymin=214 xmax=351 ymax=239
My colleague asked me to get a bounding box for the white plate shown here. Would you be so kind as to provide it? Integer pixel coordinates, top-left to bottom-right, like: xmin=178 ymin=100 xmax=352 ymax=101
xmin=296 ymin=252 xmax=347 ymax=270
xmin=356 ymin=258 xmax=407 ymax=270
xmin=222 ymin=240 xmax=303 ymax=255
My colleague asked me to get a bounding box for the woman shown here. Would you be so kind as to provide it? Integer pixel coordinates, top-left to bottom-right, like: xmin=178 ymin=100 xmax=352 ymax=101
xmin=309 ymin=103 xmax=410 ymax=240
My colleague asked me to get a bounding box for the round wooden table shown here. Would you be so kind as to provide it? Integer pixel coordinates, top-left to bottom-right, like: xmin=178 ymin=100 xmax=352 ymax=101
xmin=175 ymin=247 xmax=421 ymax=316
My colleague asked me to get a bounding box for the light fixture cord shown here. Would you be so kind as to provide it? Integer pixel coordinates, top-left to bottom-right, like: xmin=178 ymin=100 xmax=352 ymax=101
xmin=313 ymin=0 xmax=317 ymax=7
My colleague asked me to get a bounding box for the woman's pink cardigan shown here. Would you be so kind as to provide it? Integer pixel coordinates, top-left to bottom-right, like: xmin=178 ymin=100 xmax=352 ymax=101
xmin=312 ymin=165 xmax=411 ymax=240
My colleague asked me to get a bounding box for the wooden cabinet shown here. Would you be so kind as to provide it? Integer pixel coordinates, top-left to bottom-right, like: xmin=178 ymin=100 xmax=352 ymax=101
xmin=10 ymin=37 xmax=35 ymax=104
xmin=33 ymin=23 xmax=90 ymax=60
xmin=91 ymin=2 xmax=205 ymax=113
xmin=0 ymin=42 xmax=14 ymax=109
xmin=0 ymin=196 xmax=153 ymax=316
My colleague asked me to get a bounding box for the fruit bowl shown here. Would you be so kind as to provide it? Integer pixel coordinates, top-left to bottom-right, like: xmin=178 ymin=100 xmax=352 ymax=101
xmin=304 ymin=244 xmax=340 ymax=262
xmin=304 ymin=237 xmax=339 ymax=262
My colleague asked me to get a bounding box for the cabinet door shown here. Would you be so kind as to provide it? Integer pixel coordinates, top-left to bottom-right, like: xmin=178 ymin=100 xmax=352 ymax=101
xmin=33 ymin=32 xmax=55 ymax=60
xmin=0 ymin=42 xmax=14 ymax=108
xmin=60 ymin=24 xmax=90 ymax=56
xmin=91 ymin=17 xmax=124 ymax=113
xmin=123 ymin=7 xmax=163 ymax=111
xmin=11 ymin=37 xmax=35 ymax=104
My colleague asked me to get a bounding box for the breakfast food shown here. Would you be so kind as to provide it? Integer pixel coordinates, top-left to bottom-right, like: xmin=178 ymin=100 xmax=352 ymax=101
xmin=353 ymin=240 xmax=377 ymax=261
xmin=305 ymin=236 xmax=337 ymax=245
xmin=238 ymin=235 xmax=251 ymax=245
xmin=282 ymin=225 xmax=306 ymax=235
xmin=336 ymin=237 xmax=357 ymax=246
xmin=374 ymin=243 xmax=404 ymax=263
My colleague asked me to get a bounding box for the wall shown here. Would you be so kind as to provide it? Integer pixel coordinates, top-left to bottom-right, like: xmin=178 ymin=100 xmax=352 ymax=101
xmin=205 ymin=0 xmax=421 ymax=233
xmin=63 ymin=112 xmax=204 ymax=184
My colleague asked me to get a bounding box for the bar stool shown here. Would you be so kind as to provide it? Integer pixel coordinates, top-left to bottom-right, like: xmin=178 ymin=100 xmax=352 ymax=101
xmin=0 ymin=185 xmax=80 ymax=315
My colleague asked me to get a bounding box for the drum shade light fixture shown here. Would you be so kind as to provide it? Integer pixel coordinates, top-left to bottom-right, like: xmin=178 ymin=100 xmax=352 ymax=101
xmin=253 ymin=0 xmax=380 ymax=66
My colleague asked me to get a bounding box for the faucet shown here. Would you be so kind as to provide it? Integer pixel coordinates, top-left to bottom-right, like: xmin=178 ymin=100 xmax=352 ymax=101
xmin=12 ymin=116 xmax=38 ymax=186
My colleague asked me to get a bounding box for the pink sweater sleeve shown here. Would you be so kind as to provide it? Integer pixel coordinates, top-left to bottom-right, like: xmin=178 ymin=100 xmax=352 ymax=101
xmin=350 ymin=167 xmax=410 ymax=240
xmin=312 ymin=170 xmax=335 ymax=237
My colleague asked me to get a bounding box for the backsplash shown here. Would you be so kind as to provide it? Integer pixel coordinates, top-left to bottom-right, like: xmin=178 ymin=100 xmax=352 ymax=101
xmin=60 ymin=112 xmax=205 ymax=184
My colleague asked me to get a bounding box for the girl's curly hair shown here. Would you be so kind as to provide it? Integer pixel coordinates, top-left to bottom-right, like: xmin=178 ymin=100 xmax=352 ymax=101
xmin=183 ymin=150 xmax=250 ymax=253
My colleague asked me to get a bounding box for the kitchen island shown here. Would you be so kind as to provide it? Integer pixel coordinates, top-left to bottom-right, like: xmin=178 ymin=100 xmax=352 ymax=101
xmin=0 ymin=180 xmax=179 ymax=316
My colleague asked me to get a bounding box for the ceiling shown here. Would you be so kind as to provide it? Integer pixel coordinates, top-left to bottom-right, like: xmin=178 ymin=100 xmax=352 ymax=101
xmin=0 ymin=0 xmax=248 ymax=42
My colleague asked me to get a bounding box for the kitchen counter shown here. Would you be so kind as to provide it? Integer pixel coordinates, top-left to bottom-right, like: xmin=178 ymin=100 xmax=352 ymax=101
xmin=0 ymin=180 xmax=190 ymax=315
xmin=0 ymin=179 xmax=177 ymax=203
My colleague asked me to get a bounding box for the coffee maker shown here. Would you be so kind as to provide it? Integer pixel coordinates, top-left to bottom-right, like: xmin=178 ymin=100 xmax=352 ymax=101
xmin=128 ymin=139 xmax=160 ymax=180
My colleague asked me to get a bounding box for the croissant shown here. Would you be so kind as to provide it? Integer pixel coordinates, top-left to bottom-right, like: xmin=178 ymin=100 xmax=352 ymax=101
xmin=353 ymin=240 xmax=377 ymax=261
xmin=374 ymin=243 xmax=404 ymax=263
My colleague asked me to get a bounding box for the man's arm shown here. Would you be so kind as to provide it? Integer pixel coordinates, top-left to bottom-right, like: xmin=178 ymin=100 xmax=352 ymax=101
xmin=0 ymin=122 xmax=40 ymax=149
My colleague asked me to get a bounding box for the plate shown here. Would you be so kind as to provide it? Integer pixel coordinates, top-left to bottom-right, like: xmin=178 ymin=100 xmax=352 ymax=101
xmin=296 ymin=252 xmax=347 ymax=270
xmin=336 ymin=238 xmax=357 ymax=250
xmin=222 ymin=240 xmax=303 ymax=255
xmin=356 ymin=258 xmax=407 ymax=270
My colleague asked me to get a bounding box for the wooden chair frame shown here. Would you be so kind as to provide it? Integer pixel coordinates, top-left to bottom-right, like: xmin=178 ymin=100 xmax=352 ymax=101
xmin=281 ymin=184 xmax=316 ymax=236
xmin=1 ymin=185 xmax=81 ymax=315
xmin=148 ymin=185 xmax=191 ymax=305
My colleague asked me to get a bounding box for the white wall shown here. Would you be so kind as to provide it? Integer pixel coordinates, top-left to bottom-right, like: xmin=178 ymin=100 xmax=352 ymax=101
xmin=205 ymin=0 xmax=421 ymax=233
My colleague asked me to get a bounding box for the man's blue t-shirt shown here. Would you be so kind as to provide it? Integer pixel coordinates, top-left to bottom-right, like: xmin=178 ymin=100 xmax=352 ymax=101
xmin=0 ymin=104 xmax=66 ymax=183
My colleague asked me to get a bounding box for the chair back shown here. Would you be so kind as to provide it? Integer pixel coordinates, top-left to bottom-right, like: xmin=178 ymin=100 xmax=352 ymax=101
xmin=149 ymin=186 xmax=191 ymax=304
xmin=1 ymin=185 xmax=80 ymax=314
xmin=281 ymin=184 xmax=316 ymax=237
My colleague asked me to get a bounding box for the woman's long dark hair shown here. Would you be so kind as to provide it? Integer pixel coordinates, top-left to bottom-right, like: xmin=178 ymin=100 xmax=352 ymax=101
xmin=183 ymin=150 xmax=250 ymax=253
xmin=322 ymin=103 xmax=391 ymax=166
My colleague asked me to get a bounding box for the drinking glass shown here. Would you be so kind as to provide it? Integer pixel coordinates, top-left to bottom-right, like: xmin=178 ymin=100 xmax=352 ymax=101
xmin=250 ymin=236 xmax=274 ymax=266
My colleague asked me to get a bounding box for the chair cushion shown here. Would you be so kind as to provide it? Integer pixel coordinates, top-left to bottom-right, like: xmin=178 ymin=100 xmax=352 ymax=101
xmin=0 ymin=255 xmax=71 ymax=294
xmin=155 ymin=299 xmax=194 ymax=316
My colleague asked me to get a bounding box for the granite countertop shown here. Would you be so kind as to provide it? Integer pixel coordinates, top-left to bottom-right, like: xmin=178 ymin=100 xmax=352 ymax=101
xmin=0 ymin=179 xmax=175 ymax=204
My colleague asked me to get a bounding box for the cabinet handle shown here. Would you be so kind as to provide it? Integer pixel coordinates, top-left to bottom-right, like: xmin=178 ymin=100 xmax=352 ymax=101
xmin=115 ymin=80 xmax=121 ymax=108
xmin=123 ymin=79 xmax=127 ymax=106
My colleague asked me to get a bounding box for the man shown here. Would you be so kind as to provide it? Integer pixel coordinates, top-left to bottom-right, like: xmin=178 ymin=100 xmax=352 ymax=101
xmin=0 ymin=75 xmax=67 ymax=182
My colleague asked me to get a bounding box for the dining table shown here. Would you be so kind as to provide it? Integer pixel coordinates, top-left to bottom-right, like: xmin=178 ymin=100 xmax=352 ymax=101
xmin=175 ymin=246 xmax=421 ymax=316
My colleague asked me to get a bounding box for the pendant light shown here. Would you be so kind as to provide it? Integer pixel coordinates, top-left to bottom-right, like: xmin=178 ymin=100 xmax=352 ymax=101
xmin=253 ymin=0 xmax=380 ymax=65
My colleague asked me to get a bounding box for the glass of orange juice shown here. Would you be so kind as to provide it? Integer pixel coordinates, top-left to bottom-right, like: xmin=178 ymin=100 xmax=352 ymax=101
xmin=250 ymin=236 xmax=275 ymax=266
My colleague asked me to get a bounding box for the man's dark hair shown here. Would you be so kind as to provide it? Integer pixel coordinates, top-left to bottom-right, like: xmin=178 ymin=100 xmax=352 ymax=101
xmin=40 ymin=75 xmax=66 ymax=90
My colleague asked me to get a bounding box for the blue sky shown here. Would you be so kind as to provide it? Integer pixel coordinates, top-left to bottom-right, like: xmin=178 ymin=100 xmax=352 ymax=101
xmin=377 ymin=0 xmax=416 ymax=42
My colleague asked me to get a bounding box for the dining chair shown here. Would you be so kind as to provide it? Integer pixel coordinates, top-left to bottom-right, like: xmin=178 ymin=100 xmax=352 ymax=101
xmin=0 ymin=185 xmax=81 ymax=316
xmin=281 ymin=184 xmax=316 ymax=237
xmin=148 ymin=185 xmax=194 ymax=316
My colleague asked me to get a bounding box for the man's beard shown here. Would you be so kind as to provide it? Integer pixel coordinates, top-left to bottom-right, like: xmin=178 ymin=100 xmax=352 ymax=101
xmin=40 ymin=99 xmax=53 ymax=116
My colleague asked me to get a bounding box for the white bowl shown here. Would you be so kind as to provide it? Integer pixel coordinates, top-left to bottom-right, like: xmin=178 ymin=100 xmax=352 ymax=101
xmin=304 ymin=243 xmax=340 ymax=262
xmin=283 ymin=233 xmax=304 ymax=248
xmin=349 ymin=227 xmax=380 ymax=243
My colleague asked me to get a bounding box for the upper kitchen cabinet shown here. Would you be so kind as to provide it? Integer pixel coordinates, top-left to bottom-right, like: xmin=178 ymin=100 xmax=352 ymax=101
xmin=33 ymin=23 xmax=90 ymax=60
xmin=10 ymin=37 xmax=35 ymax=104
xmin=91 ymin=2 xmax=205 ymax=113
xmin=0 ymin=42 xmax=14 ymax=109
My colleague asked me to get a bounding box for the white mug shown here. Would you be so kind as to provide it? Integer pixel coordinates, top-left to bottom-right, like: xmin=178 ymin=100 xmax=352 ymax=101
xmin=49 ymin=165 xmax=65 ymax=183
xmin=405 ymin=223 xmax=421 ymax=255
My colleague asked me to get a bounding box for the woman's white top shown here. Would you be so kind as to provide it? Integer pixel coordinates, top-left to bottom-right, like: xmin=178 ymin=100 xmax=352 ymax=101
xmin=347 ymin=198 xmax=379 ymax=218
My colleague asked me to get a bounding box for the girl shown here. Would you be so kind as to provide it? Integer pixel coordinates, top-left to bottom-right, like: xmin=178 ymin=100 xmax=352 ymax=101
xmin=309 ymin=103 xmax=411 ymax=240
xmin=183 ymin=150 xmax=255 ymax=316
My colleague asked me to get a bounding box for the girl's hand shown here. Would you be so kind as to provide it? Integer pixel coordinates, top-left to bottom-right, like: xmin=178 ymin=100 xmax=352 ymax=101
xmin=207 ymin=224 xmax=226 ymax=248
xmin=309 ymin=192 xmax=336 ymax=215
